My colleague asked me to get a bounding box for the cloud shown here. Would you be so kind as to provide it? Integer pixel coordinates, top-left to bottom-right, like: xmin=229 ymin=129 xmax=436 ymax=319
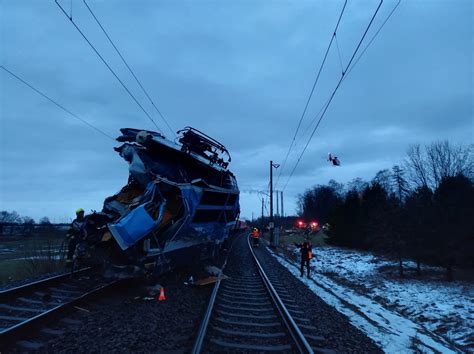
xmin=1 ymin=0 xmax=472 ymax=221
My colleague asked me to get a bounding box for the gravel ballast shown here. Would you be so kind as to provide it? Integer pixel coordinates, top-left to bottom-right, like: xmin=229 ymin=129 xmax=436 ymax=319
xmin=4 ymin=232 xmax=382 ymax=353
xmin=25 ymin=271 xmax=212 ymax=353
xmin=254 ymin=241 xmax=383 ymax=353
xmin=4 ymin=232 xmax=243 ymax=353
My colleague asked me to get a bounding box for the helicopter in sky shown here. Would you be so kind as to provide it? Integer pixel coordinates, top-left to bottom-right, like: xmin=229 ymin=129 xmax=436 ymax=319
xmin=328 ymin=153 xmax=341 ymax=166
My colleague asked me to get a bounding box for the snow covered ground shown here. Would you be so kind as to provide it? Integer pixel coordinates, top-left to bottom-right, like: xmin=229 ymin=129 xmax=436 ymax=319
xmin=270 ymin=245 xmax=473 ymax=353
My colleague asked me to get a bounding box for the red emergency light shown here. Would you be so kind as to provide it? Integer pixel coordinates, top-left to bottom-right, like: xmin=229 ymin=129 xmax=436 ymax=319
xmin=296 ymin=219 xmax=306 ymax=229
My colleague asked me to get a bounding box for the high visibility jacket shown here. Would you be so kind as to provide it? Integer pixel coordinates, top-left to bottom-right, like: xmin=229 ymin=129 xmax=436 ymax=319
xmin=251 ymin=230 xmax=260 ymax=238
xmin=295 ymin=242 xmax=312 ymax=260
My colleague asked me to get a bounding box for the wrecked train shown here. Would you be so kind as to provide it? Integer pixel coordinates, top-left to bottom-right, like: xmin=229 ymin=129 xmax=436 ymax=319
xmin=75 ymin=127 xmax=240 ymax=276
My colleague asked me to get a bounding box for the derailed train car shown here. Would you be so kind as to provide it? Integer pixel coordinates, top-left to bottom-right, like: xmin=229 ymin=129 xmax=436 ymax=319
xmin=76 ymin=127 xmax=239 ymax=277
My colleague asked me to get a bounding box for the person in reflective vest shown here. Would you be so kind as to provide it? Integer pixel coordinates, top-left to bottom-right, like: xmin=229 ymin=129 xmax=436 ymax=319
xmin=251 ymin=228 xmax=260 ymax=247
xmin=65 ymin=208 xmax=86 ymax=267
xmin=295 ymin=240 xmax=312 ymax=278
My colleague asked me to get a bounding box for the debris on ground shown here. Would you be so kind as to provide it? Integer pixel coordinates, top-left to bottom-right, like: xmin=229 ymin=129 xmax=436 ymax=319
xmin=73 ymin=306 xmax=90 ymax=313
xmin=184 ymin=275 xmax=194 ymax=285
xmin=193 ymin=274 xmax=229 ymax=286
xmin=205 ymin=265 xmax=223 ymax=276
xmin=144 ymin=284 xmax=163 ymax=297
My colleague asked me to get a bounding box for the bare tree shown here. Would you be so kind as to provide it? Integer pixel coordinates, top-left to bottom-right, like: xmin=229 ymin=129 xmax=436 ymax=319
xmin=372 ymin=169 xmax=392 ymax=194
xmin=0 ymin=211 xmax=22 ymax=223
xmin=405 ymin=141 xmax=473 ymax=190
xmin=426 ymin=141 xmax=473 ymax=186
xmin=347 ymin=177 xmax=368 ymax=194
xmin=39 ymin=217 xmax=51 ymax=225
xmin=328 ymin=179 xmax=345 ymax=197
xmin=405 ymin=144 xmax=430 ymax=188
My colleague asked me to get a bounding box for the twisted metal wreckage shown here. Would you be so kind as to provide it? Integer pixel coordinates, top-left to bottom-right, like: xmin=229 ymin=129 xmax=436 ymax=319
xmin=75 ymin=127 xmax=240 ymax=277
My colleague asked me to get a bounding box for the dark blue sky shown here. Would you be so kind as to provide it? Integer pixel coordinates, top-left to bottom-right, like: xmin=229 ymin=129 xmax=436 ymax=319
xmin=1 ymin=0 xmax=472 ymax=222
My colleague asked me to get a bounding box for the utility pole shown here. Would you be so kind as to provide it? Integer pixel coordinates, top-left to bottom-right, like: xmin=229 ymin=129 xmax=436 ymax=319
xmin=281 ymin=191 xmax=284 ymax=217
xmin=276 ymin=190 xmax=279 ymax=217
xmin=269 ymin=160 xmax=279 ymax=247
xmin=258 ymin=191 xmax=266 ymax=232
xmin=270 ymin=160 xmax=273 ymax=246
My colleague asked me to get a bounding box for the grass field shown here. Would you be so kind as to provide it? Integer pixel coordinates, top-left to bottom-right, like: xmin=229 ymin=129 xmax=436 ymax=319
xmin=0 ymin=235 xmax=66 ymax=285
xmin=261 ymin=229 xmax=328 ymax=246
xmin=278 ymin=230 xmax=328 ymax=247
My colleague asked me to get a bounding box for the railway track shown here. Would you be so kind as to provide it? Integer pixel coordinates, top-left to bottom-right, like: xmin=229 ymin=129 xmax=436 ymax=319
xmin=192 ymin=234 xmax=315 ymax=353
xmin=253 ymin=245 xmax=333 ymax=351
xmin=0 ymin=267 xmax=121 ymax=349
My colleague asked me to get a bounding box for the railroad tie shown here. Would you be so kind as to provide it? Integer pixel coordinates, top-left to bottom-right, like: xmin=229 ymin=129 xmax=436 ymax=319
xmin=17 ymin=297 xmax=60 ymax=305
xmin=215 ymin=309 xmax=277 ymax=320
xmin=210 ymin=338 xmax=292 ymax=352
xmin=217 ymin=303 xmax=275 ymax=312
xmin=0 ymin=315 xmax=30 ymax=322
xmin=0 ymin=304 xmax=45 ymax=313
xmin=215 ymin=317 xmax=281 ymax=328
xmin=218 ymin=297 xmax=271 ymax=307
xmin=212 ymin=326 xmax=286 ymax=338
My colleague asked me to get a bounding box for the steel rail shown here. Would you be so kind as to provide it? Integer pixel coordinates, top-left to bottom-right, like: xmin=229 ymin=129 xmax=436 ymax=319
xmin=192 ymin=234 xmax=313 ymax=353
xmin=191 ymin=274 xmax=221 ymax=354
xmin=0 ymin=272 xmax=121 ymax=348
xmin=248 ymin=236 xmax=314 ymax=354
xmin=190 ymin=234 xmax=240 ymax=354
xmin=0 ymin=267 xmax=92 ymax=302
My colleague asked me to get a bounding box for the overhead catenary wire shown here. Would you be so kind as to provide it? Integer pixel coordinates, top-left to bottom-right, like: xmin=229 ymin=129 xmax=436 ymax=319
xmin=82 ymin=0 xmax=175 ymax=137
xmin=275 ymin=0 xmax=347 ymax=189
xmin=282 ymin=0 xmax=385 ymax=192
xmin=295 ymin=0 xmax=402 ymax=149
xmin=54 ymin=0 xmax=164 ymax=135
xmin=0 ymin=65 xmax=115 ymax=141
xmin=335 ymin=34 xmax=345 ymax=75
xmin=346 ymin=0 xmax=401 ymax=77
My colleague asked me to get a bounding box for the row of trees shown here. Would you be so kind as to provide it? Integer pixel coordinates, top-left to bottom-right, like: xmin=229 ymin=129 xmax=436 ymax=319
xmin=297 ymin=141 xmax=473 ymax=280
xmin=0 ymin=211 xmax=53 ymax=225
xmin=0 ymin=212 xmax=67 ymax=237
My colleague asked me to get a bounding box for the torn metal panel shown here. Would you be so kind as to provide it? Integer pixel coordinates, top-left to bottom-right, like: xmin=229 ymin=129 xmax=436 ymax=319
xmin=118 ymin=144 xmax=150 ymax=186
xmin=72 ymin=127 xmax=240 ymax=278
xmin=108 ymin=183 xmax=167 ymax=250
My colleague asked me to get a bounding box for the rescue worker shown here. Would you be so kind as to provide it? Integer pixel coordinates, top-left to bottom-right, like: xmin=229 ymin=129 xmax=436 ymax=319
xmin=294 ymin=240 xmax=312 ymax=278
xmin=251 ymin=227 xmax=260 ymax=247
xmin=65 ymin=208 xmax=86 ymax=267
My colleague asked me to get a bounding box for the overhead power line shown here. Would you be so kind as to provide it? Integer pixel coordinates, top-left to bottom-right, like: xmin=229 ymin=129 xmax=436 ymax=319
xmin=335 ymin=34 xmax=345 ymax=75
xmin=275 ymin=0 xmax=347 ymax=189
xmin=282 ymin=0 xmax=385 ymax=191
xmin=0 ymin=65 xmax=115 ymax=141
xmin=82 ymin=0 xmax=175 ymax=137
xmin=295 ymin=0 xmax=402 ymax=149
xmin=54 ymin=0 xmax=164 ymax=135
xmin=346 ymin=0 xmax=401 ymax=77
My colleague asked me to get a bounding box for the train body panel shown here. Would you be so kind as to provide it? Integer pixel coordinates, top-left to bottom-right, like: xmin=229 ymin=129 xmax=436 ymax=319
xmin=76 ymin=127 xmax=239 ymax=276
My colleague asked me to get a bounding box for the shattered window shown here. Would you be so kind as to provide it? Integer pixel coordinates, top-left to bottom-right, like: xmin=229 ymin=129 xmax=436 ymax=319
xmin=227 ymin=193 xmax=238 ymax=205
xmin=145 ymin=187 xmax=163 ymax=221
xmin=200 ymin=191 xmax=228 ymax=205
xmin=193 ymin=209 xmax=223 ymax=223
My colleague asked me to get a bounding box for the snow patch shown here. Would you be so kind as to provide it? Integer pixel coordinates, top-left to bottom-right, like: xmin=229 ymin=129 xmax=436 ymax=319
xmin=269 ymin=246 xmax=471 ymax=353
